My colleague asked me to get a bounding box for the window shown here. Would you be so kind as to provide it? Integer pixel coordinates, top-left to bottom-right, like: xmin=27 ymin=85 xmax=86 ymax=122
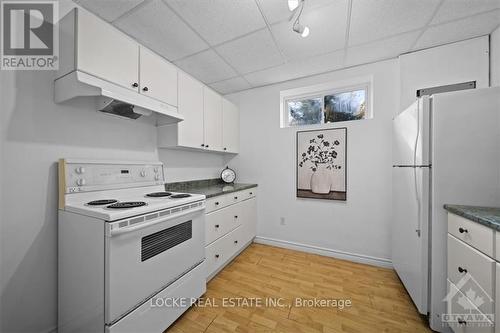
xmin=281 ymin=79 xmax=371 ymax=128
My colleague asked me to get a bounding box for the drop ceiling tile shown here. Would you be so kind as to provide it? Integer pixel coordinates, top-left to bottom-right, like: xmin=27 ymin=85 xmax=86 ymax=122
xmin=349 ymin=0 xmax=440 ymax=46
xmin=244 ymin=49 xmax=344 ymax=86
xmin=345 ymin=31 xmax=421 ymax=67
xmin=256 ymin=0 xmax=333 ymax=24
xmin=164 ymin=0 xmax=266 ymax=45
xmin=75 ymin=0 xmax=144 ymax=22
xmin=271 ymin=0 xmax=348 ymax=61
xmin=209 ymin=77 xmax=252 ymax=94
xmin=215 ymin=29 xmax=284 ymax=74
xmin=174 ymin=49 xmax=238 ymax=84
xmin=114 ymin=0 xmax=208 ymax=61
xmin=413 ymin=10 xmax=500 ymax=50
xmin=432 ymin=0 xmax=500 ymax=24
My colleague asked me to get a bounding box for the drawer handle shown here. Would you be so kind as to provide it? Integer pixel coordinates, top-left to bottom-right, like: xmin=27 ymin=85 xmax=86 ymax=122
xmin=215 ymin=202 xmax=219 ymax=205
xmin=215 ymin=224 xmax=220 ymax=228
xmin=458 ymin=266 xmax=467 ymax=274
xmin=249 ymin=192 xmax=253 ymax=195
xmin=458 ymin=227 xmax=468 ymax=234
xmin=215 ymin=254 xmax=220 ymax=258
xmin=234 ymin=196 xmax=238 ymax=199
xmin=234 ymin=240 xmax=238 ymax=244
xmin=234 ymin=215 xmax=238 ymax=219
xmin=142 ymin=86 xmax=149 ymax=92
xmin=457 ymin=319 xmax=466 ymax=325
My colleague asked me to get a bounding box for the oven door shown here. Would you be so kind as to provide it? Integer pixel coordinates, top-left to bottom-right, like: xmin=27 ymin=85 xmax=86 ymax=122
xmin=104 ymin=207 xmax=205 ymax=325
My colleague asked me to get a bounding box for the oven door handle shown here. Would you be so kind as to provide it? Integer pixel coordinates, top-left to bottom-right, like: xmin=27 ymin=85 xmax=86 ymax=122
xmin=108 ymin=206 xmax=205 ymax=237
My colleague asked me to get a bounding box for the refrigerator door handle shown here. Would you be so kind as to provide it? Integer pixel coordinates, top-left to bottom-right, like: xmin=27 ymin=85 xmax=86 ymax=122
xmin=414 ymin=167 xmax=421 ymax=237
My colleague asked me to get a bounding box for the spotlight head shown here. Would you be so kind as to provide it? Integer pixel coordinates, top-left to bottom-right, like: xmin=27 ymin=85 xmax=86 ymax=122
xmin=288 ymin=0 xmax=299 ymax=11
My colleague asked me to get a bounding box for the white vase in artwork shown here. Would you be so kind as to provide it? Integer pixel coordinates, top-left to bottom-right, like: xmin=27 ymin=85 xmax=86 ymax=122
xmin=310 ymin=163 xmax=331 ymax=194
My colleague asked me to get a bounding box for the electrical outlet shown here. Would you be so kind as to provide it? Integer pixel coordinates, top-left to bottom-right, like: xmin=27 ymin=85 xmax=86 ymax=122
xmin=280 ymin=217 xmax=286 ymax=225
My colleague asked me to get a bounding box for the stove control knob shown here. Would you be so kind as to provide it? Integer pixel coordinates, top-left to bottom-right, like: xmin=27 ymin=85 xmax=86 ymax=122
xmin=75 ymin=167 xmax=85 ymax=174
xmin=140 ymin=170 xmax=146 ymax=177
xmin=76 ymin=178 xmax=86 ymax=186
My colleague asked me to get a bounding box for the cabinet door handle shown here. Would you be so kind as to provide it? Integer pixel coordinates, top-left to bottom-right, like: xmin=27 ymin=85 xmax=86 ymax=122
xmin=234 ymin=196 xmax=238 ymax=200
xmin=457 ymin=319 xmax=466 ymax=325
xmin=223 ymin=147 xmax=227 ymax=151
xmin=201 ymin=144 xmax=205 ymax=147
xmin=215 ymin=224 xmax=220 ymax=228
xmin=132 ymin=82 xmax=138 ymax=88
xmin=215 ymin=254 xmax=220 ymax=258
xmin=249 ymin=192 xmax=253 ymax=195
xmin=206 ymin=145 xmax=209 ymax=148
xmin=458 ymin=266 xmax=467 ymax=274
xmin=234 ymin=240 xmax=238 ymax=244
xmin=234 ymin=215 xmax=238 ymax=219
xmin=215 ymin=202 xmax=219 ymax=205
xmin=142 ymin=86 xmax=149 ymax=92
xmin=459 ymin=227 xmax=468 ymax=234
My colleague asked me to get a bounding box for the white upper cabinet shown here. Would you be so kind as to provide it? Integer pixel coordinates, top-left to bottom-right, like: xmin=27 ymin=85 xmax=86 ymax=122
xmin=222 ymin=99 xmax=239 ymax=153
xmin=139 ymin=46 xmax=178 ymax=107
xmin=177 ymin=71 xmax=204 ymax=148
xmin=73 ymin=9 xmax=139 ymax=91
xmin=203 ymin=88 xmax=223 ymax=151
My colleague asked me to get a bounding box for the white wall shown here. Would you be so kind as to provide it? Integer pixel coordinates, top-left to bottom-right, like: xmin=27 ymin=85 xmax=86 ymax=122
xmin=226 ymin=59 xmax=398 ymax=265
xmin=399 ymin=36 xmax=490 ymax=111
xmin=491 ymin=25 xmax=500 ymax=87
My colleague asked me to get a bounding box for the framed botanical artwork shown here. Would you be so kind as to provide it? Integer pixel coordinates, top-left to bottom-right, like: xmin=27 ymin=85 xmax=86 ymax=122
xmin=296 ymin=127 xmax=347 ymax=200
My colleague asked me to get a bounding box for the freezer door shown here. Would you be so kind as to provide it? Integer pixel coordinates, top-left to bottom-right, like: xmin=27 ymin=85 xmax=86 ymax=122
xmin=393 ymin=97 xmax=430 ymax=166
xmin=392 ymin=166 xmax=430 ymax=314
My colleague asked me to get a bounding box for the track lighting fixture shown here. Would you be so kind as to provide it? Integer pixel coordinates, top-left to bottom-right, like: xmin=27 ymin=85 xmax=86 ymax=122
xmin=288 ymin=0 xmax=309 ymax=38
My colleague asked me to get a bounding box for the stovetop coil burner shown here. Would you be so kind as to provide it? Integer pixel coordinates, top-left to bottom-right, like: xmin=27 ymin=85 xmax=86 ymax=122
xmin=146 ymin=192 xmax=172 ymax=197
xmin=107 ymin=201 xmax=147 ymax=209
xmin=87 ymin=199 xmax=118 ymax=206
xmin=170 ymin=193 xmax=192 ymax=199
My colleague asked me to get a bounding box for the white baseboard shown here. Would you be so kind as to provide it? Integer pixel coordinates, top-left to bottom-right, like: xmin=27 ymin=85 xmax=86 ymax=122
xmin=253 ymin=236 xmax=392 ymax=269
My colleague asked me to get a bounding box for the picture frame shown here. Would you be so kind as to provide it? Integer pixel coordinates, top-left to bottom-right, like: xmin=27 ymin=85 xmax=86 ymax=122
xmin=296 ymin=127 xmax=347 ymax=201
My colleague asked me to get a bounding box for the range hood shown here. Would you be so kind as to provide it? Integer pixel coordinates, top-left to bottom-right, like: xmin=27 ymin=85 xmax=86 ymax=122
xmin=54 ymin=71 xmax=184 ymax=123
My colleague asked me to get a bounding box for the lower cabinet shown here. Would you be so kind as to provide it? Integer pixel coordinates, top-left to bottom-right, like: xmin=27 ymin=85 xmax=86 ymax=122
xmin=205 ymin=190 xmax=256 ymax=279
xmin=447 ymin=213 xmax=496 ymax=333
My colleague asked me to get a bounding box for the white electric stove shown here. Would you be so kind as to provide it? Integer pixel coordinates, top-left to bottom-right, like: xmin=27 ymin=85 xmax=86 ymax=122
xmin=58 ymin=159 xmax=206 ymax=333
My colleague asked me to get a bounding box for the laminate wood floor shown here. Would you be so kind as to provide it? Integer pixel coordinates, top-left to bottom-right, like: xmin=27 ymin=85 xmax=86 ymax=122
xmin=166 ymin=243 xmax=433 ymax=333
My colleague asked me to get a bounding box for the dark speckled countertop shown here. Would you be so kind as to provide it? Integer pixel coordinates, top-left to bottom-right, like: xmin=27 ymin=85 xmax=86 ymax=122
xmin=165 ymin=179 xmax=257 ymax=198
xmin=444 ymin=204 xmax=500 ymax=231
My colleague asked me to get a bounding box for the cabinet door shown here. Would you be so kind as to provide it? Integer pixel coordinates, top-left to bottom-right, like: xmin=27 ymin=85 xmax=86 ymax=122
xmin=77 ymin=10 xmax=139 ymax=91
xmin=222 ymin=98 xmax=240 ymax=153
xmin=177 ymin=72 xmax=204 ymax=148
xmin=203 ymin=87 xmax=223 ymax=151
xmin=240 ymin=198 xmax=257 ymax=244
xmin=139 ymin=46 xmax=178 ymax=106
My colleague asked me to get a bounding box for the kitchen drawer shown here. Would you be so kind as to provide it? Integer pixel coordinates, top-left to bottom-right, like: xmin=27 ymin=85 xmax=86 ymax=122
xmin=205 ymin=195 xmax=229 ymax=213
xmin=205 ymin=227 xmax=238 ymax=277
xmin=448 ymin=234 xmax=494 ymax=314
xmin=205 ymin=205 xmax=241 ymax=245
xmin=447 ymin=280 xmax=494 ymax=333
xmin=448 ymin=213 xmax=494 ymax=257
xmin=243 ymin=188 xmax=256 ymax=200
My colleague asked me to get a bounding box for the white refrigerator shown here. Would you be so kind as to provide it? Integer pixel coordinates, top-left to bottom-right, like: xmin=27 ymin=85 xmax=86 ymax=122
xmin=392 ymin=87 xmax=500 ymax=332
